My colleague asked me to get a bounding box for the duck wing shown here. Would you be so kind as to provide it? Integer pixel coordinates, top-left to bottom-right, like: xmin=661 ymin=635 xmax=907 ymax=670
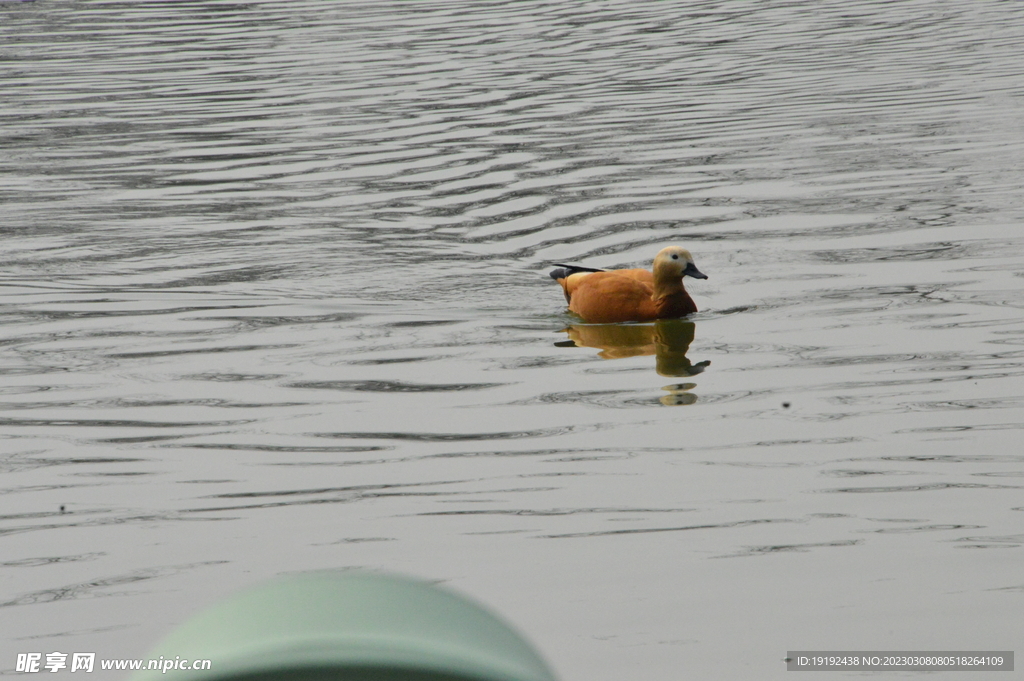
xmin=567 ymin=272 xmax=659 ymax=323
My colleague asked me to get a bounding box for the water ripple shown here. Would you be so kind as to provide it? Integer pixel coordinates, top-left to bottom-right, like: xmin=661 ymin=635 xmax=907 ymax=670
xmin=314 ymin=425 xmax=585 ymax=442
xmin=287 ymin=379 xmax=504 ymax=392
xmin=542 ymin=518 xmax=794 ymax=539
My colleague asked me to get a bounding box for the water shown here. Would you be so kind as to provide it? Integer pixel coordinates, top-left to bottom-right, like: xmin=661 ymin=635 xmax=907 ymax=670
xmin=2 ymin=1 xmax=1023 ymax=678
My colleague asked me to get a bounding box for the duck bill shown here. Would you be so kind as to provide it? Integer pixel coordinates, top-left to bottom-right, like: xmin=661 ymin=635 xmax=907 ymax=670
xmin=682 ymin=262 xmax=708 ymax=279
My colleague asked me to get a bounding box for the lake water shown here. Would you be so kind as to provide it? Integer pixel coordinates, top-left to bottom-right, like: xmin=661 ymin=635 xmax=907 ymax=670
xmin=2 ymin=1 xmax=1023 ymax=679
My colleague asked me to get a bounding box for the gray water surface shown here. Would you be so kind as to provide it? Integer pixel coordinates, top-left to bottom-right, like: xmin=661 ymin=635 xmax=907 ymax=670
xmin=2 ymin=1 xmax=1024 ymax=679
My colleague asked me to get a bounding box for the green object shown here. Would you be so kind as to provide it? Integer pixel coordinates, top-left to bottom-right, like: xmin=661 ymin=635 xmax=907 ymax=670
xmin=132 ymin=571 xmax=557 ymax=681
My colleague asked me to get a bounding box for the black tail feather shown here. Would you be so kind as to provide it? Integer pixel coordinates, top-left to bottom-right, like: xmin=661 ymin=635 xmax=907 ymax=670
xmin=548 ymin=263 xmax=604 ymax=281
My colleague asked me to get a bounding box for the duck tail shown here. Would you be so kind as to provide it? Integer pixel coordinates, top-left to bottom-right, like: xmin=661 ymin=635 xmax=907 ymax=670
xmin=548 ymin=263 xmax=604 ymax=281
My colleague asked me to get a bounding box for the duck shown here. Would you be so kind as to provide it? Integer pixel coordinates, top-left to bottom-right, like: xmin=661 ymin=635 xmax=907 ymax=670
xmin=549 ymin=246 xmax=707 ymax=323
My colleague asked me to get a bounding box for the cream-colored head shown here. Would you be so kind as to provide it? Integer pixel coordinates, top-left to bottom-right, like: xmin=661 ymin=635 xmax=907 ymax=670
xmin=652 ymin=246 xmax=707 ymax=281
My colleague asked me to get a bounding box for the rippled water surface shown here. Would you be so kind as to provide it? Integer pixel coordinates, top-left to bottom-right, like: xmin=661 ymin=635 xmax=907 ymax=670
xmin=3 ymin=1 xmax=1024 ymax=678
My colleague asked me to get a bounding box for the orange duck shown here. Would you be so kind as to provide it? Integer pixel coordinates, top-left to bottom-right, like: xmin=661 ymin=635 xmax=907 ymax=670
xmin=549 ymin=246 xmax=707 ymax=323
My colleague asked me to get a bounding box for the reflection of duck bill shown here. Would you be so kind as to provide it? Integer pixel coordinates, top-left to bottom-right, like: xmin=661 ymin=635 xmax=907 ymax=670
xmin=558 ymin=319 xmax=709 ymax=377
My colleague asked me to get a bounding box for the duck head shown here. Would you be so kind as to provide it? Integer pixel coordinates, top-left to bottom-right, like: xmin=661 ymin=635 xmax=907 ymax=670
xmin=653 ymin=246 xmax=707 ymax=281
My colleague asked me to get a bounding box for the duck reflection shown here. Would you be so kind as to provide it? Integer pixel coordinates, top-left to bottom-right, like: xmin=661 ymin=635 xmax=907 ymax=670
xmin=556 ymin=318 xmax=710 ymax=378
